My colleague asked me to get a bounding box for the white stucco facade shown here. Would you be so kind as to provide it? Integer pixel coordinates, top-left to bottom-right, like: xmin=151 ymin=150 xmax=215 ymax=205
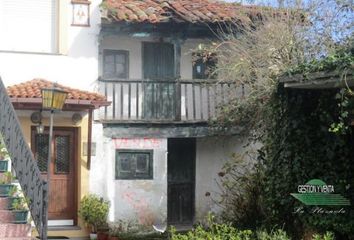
xmin=90 ymin=124 xmax=245 ymax=225
xmin=90 ymin=124 xmax=168 ymax=226
xmin=0 ymin=1 xmax=245 ymax=229
xmin=99 ymin=35 xmax=208 ymax=80
xmin=87 ymin=35 xmax=245 ymax=227
xmin=0 ymin=0 xmax=101 ymax=91
xmin=195 ymin=136 xmax=248 ymax=220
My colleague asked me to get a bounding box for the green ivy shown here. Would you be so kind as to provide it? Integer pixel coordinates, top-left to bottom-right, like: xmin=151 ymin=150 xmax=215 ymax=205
xmin=259 ymin=85 xmax=354 ymax=238
xmin=209 ymin=35 xmax=353 ymax=240
xmin=287 ymin=49 xmax=354 ymax=76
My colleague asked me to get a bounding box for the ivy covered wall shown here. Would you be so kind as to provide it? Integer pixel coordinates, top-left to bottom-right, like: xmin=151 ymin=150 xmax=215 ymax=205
xmin=261 ymin=85 xmax=354 ymax=237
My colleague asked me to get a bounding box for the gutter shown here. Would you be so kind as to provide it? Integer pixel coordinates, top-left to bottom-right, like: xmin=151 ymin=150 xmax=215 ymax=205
xmin=10 ymin=97 xmax=111 ymax=109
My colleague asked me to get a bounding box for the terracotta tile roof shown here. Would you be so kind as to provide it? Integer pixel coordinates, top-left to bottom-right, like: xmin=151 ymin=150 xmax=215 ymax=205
xmin=7 ymin=79 xmax=107 ymax=102
xmin=102 ymin=0 xmax=262 ymax=24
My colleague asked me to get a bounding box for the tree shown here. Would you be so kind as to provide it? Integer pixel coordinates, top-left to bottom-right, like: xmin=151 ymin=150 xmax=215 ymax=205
xmin=204 ymin=0 xmax=353 ymax=132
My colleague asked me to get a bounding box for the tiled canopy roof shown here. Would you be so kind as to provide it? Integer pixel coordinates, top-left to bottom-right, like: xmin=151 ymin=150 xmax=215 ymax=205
xmin=102 ymin=0 xmax=261 ymax=24
xmin=7 ymin=79 xmax=106 ymax=101
xmin=7 ymin=79 xmax=109 ymax=108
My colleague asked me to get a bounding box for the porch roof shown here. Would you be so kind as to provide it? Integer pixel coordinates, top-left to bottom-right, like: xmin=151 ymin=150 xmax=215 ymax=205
xmin=7 ymin=79 xmax=110 ymax=110
xmin=279 ymin=72 xmax=354 ymax=89
xmin=101 ymin=0 xmax=272 ymax=24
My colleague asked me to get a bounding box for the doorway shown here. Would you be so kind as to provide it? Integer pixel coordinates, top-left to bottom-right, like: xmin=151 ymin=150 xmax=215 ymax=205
xmin=167 ymin=138 xmax=196 ymax=225
xmin=31 ymin=127 xmax=77 ymax=224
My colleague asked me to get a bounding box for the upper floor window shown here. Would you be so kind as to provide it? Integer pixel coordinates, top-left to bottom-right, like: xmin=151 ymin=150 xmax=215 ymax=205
xmin=193 ymin=54 xmax=217 ymax=79
xmin=0 ymin=0 xmax=58 ymax=53
xmin=103 ymin=50 xmax=129 ymax=79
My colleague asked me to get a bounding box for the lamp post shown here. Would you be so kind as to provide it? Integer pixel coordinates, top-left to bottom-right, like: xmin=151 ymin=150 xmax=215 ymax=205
xmin=41 ymin=86 xmax=68 ymax=239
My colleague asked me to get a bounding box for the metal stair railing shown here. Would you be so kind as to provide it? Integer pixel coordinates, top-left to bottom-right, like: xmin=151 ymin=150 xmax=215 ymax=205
xmin=0 ymin=78 xmax=47 ymax=239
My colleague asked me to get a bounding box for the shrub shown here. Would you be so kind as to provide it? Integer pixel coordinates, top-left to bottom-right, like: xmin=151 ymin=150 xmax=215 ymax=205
xmin=170 ymin=214 xmax=253 ymax=240
xmin=216 ymin=152 xmax=266 ymax=229
xmin=0 ymin=135 xmax=9 ymax=160
xmin=12 ymin=196 xmax=30 ymax=210
xmin=312 ymin=232 xmax=335 ymax=240
xmin=256 ymin=229 xmax=290 ymax=240
xmin=0 ymin=172 xmax=14 ymax=184
xmin=79 ymin=194 xmax=109 ymax=233
xmin=169 ymin=214 xmax=335 ymax=240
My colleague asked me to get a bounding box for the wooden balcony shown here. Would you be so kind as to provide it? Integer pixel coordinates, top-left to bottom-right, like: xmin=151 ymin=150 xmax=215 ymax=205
xmin=97 ymin=79 xmax=242 ymax=123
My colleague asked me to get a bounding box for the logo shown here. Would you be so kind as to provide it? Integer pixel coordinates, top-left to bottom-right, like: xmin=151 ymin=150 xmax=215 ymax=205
xmin=291 ymin=179 xmax=350 ymax=206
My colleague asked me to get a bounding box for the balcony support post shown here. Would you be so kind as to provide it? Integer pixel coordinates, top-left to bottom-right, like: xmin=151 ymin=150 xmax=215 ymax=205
xmin=173 ymin=38 xmax=182 ymax=121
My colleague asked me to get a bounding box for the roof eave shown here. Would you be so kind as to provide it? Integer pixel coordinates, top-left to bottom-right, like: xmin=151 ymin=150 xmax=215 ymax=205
xmin=280 ymin=72 xmax=354 ymax=89
xmin=10 ymin=98 xmax=111 ymax=110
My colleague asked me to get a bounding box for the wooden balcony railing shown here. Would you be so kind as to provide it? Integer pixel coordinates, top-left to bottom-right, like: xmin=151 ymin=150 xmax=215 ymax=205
xmin=98 ymin=79 xmax=243 ymax=122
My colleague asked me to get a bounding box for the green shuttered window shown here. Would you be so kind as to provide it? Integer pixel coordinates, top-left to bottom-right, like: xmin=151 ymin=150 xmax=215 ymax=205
xmin=115 ymin=150 xmax=153 ymax=179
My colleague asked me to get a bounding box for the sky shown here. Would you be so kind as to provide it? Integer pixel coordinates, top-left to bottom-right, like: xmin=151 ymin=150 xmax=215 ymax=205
xmin=225 ymin=0 xmax=353 ymax=45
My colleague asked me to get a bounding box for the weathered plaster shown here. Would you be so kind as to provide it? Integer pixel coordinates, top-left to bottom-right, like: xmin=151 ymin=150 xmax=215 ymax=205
xmin=99 ymin=36 xmax=208 ymax=80
xmin=91 ymin=124 xmax=248 ymax=225
xmin=195 ymin=136 xmax=252 ymax=221
xmin=90 ymin=124 xmax=168 ymax=227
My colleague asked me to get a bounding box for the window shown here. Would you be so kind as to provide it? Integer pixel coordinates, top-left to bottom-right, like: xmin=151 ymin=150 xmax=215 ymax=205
xmin=192 ymin=54 xmax=217 ymax=79
xmin=33 ymin=134 xmax=49 ymax=172
xmin=0 ymin=0 xmax=58 ymax=53
xmin=115 ymin=150 xmax=153 ymax=179
xmin=103 ymin=50 xmax=129 ymax=79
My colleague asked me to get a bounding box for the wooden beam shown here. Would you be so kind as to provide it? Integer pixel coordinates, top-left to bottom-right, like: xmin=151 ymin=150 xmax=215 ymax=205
xmin=173 ymin=38 xmax=182 ymax=121
xmin=100 ymin=22 xmax=224 ymax=39
xmin=102 ymin=124 xmax=242 ymax=138
xmin=283 ymin=76 xmax=354 ymax=89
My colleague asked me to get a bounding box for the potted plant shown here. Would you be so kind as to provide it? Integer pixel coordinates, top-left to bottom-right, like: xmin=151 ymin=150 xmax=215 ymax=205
xmin=0 ymin=136 xmax=9 ymax=172
xmin=108 ymin=226 xmax=121 ymax=240
xmin=6 ymin=185 xmax=20 ymax=210
xmin=0 ymin=158 xmax=8 ymax=172
xmin=97 ymin=225 xmax=110 ymax=240
xmin=11 ymin=196 xmax=29 ymax=224
xmin=0 ymin=172 xmax=14 ymax=197
xmin=107 ymin=220 xmax=140 ymax=240
xmin=108 ymin=235 xmax=119 ymax=240
xmin=78 ymin=194 xmax=109 ymax=240
xmin=97 ymin=231 xmax=109 ymax=240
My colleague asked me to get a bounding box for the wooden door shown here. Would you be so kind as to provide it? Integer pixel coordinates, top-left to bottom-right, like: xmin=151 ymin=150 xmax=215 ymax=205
xmin=31 ymin=128 xmax=77 ymax=221
xmin=168 ymin=138 xmax=195 ymax=224
xmin=143 ymin=42 xmax=176 ymax=119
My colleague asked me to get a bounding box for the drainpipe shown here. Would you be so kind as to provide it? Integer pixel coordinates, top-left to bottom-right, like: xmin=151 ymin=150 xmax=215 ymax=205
xmin=87 ymin=109 xmax=93 ymax=170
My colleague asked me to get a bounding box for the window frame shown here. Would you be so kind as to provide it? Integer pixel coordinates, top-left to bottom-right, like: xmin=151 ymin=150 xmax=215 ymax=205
xmin=102 ymin=49 xmax=129 ymax=79
xmin=115 ymin=149 xmax=153 ymax=180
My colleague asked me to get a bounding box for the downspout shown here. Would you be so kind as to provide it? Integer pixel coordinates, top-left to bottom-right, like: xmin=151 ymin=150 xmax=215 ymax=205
xmin=87 ymin=109 xmax=93 ymax=170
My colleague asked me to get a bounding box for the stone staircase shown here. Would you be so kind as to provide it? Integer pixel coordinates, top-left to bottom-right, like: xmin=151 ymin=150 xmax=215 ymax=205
xmin=0 ymin=172 xmax=32 ymax=240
